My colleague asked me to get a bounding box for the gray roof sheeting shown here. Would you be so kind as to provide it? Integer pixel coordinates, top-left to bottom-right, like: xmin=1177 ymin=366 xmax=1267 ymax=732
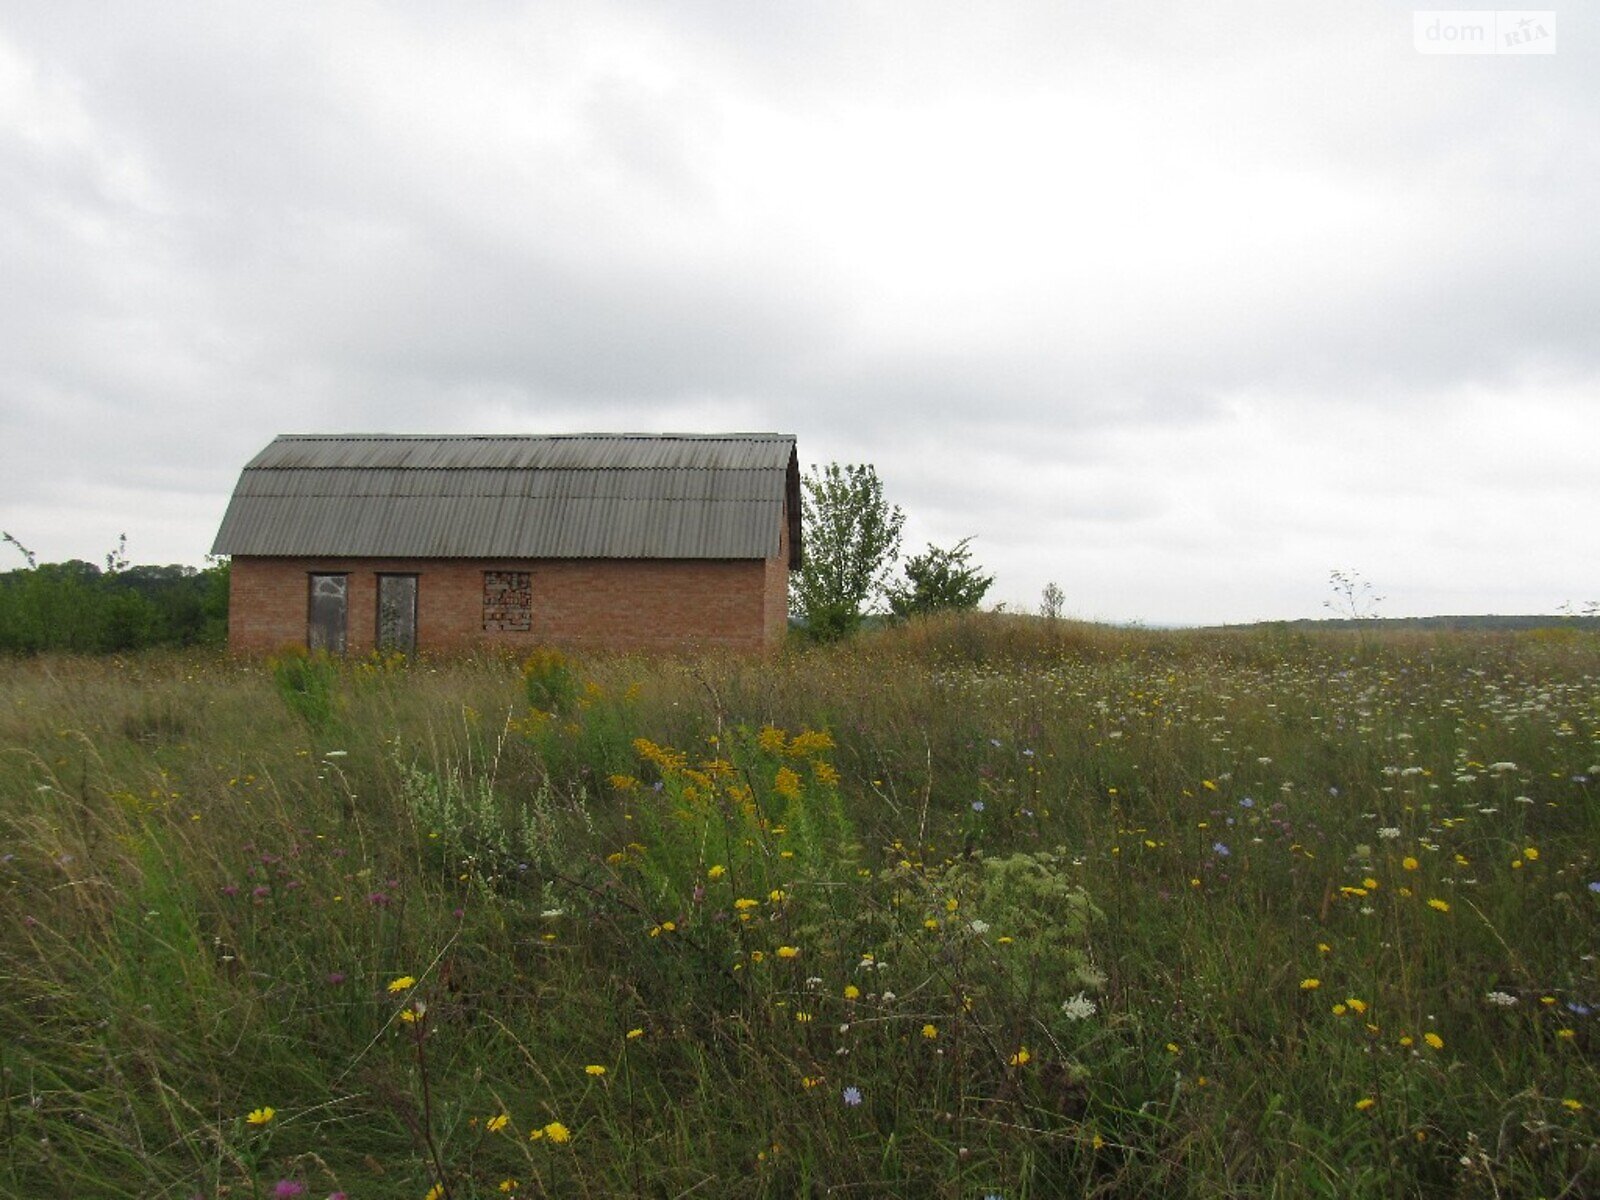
xmin=213 ymin=434 xmax=800 ymax=562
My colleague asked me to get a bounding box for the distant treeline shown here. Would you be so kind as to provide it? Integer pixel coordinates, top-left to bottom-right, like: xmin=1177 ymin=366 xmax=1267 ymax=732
xmin=1233 ymin=614 xmax=1600 ymax=633
xmin=0 ymin=560 xmax=230 ymax=653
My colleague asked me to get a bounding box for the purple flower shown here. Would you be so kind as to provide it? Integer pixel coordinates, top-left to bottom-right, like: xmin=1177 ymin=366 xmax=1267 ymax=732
xmin=1212 ymin=842 xmax=1231 ymax=857
xmin=971 ymin=801 xmax=986 ymax=813
xmin=1588 ymin=881 xmax=1600 ymax=894
xmin=842 ymin=1085 xmax=863 ymax=1107
xmin=1239 ymin=797 xmax=1254 ymax=809
xmin=326 ymin=971 xmax=347 ymax=986
xmin=273 ymin=1182 xmax=307 ymax=1198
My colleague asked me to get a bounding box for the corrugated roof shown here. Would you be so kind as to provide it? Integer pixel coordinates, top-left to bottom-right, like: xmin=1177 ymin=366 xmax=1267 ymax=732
xmin=214 ymin=434 xmax=801 ymax=563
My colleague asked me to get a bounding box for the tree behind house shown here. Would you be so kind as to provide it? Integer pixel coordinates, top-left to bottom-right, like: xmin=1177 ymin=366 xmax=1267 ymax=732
xmin=790 ymin=463 xmax=905 ymax=640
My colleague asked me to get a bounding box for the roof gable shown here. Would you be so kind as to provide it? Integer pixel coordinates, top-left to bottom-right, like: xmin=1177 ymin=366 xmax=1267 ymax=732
xmin=213 ymin=434 xmax=801 ymax=563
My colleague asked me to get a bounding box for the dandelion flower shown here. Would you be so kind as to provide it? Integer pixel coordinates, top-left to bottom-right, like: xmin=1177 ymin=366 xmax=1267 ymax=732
xmin=486 ymin=1113 xmax=510 ymax=1133
xmin=387 ymin=975 xmax=417 ymax=993
xmin=707 ymin=865 xmax=726 ymax=879
xmin=843 ymin=985 xmax=860 ymax=1000
xmin=1300 ymin=978 xmax=1321 ymax=990
xmin=1563 ymin=1098 xmax=1584 ymax=1111
xmin=921 ymin=1024 xmax=938 ymax=1039
xmin=1427 ymin=898 xmax=1450 ymax=913
xmin=424 ymin=1184 xmax=444 ymax=1200
xmin=1424 ymin=1032 xmax=1444 ymax=1050
xmin=1402 ymin=857 xmax=1419 ymax=871
xmin=246 ymin=1107 xmax=276 ymax=1125
xmin=542 ymin=1121 xmax=571 ymax=1143
xmin=585 ymin=1064 xmax=606 ymax=1077
xmin=1398 ymin=1035 xmax=1414 ymax=1047
xmin=626 ymin=1027 xmax=644 ymax=1040
xmin=1011 ymin=1047 xmax=1032 ymax=1066
xmin=1354 ymin=1097 xmax=1376 ymax=1111
xmin=1524 ymin=847 xmax=1539 ymax=861
xmin=776 ymin=945 xmax=799 ymax=959
xmin=1347 ymin=998 xmax=1368 ymax=1015
xmin=1556 ymin=1028 xmax=1576 ymax=1040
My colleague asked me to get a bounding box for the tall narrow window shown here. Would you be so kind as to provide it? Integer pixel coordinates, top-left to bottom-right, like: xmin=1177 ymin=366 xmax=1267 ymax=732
xmin=308 ymin=574 xmax=348 ymax=654
xmin=377 ymin=574 xmax=418 ymax=654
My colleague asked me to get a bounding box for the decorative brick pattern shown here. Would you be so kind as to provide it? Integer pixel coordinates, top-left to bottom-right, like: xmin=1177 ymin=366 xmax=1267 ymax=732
xmin=482 ymin=570 xmax=532 ymax=631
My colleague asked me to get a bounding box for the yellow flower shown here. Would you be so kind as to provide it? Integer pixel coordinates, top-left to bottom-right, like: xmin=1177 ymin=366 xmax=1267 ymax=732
xmin=795 ymin=1011 xmax=813 ymax=1023
xmin=1355 ymin=1097 xmax=1376 ymax=1111
xmin=921 ymin=1024 xmax=938 ymax=1039
xmin=585 ymin=1064 xmax=606 ymax=1077
xmin=1398 ymin=1035 xmax=1414 ymax=1047
xmin=923 ymin=919 xmax=940 ymax=931
xmin=773 ymin=767 xmax=803 ymax=799
xmin=843 ymin=985 xmax=860 ymax=1000
xmin=486 ymin=1113 xmax=510 ymax=1133
xmin=1332 ymin=1004 xmax=1348 ymax=1016
xmin=245 ymin=1106 xmax=275 ymax=1125
xmin=1402 ymin=857 xmax=1419 ymax=871
xmin=734 ymin=898 xmax=759 ymax=911
xmin=1557 ymin=1028 xmax=1576 ymax=1040
xmin=1524 ymin=847 xmax=1539 ymax=861
xmin=1362 ymin=877 xmax=1379 ymax=890
xmin=1165 ymin=1043 xmax=1180 ymax=1054
xmin=425 ymin=1184 xmax=445 ymax=1200
xmin=626 ymin=1028 xmax=644 ymax=1040
xmin=1009 ymin=1047 xmax=1031 ymax=1066
xmin=1562 ymin=1098 xmax=1584 ymax=1111
xmin=801 ymin=1075 xmax=822 ymax=1089
xmin=1347 ymin=998 xmax=1368 ymax=1015
xmin=1423 ymin=1032 xmax=1444 ymax=1050
xmin=499 ymin=1180 xmax=519 ymax=1194
xmin=1317 ymin=942 xmax=1332 ymax=954
xmin=388 ymin=975 xmax=417 ymax=993
xmin=769 ymin=889 xmax=786 ymax=903
xmin=1427 ymin=898 xmax=1450 ymax=913
xmin=707 ymin=865 xmax=726 ymax=879
xmin=1300 ymin=978 xmax=1321 ymax=990
xmin=749 ymin=950 xmax=765 ymax=963
xmin=776 ymin=945 xmax=799 ymax=959
xmin=542 ymin=1120 xmax=571 ymax=1143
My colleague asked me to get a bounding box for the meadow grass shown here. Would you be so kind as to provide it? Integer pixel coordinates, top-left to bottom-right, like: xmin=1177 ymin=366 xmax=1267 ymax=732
xmin=0 ymin=616 xmax=1596 ymax=1198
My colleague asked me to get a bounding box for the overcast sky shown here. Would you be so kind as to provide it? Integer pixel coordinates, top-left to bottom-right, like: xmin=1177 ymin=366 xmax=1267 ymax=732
xmin=1 ymin=2 xmax=1595 ymax=625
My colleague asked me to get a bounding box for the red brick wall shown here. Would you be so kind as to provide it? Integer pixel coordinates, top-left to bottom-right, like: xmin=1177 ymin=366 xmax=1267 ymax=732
xmin=229 ymin=556 xmax=786 ymax=655
xmin=763 ymin=500 xmax=790 ymax=645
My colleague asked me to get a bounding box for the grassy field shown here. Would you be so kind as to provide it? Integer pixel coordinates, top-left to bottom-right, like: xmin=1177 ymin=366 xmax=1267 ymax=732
xmin=0 ymin=615 xmax=1596 ymax=1198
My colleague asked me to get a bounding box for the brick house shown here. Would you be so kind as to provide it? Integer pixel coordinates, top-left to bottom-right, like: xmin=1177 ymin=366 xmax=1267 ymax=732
xmin=212 ymin=433 xmax=801 ymax=655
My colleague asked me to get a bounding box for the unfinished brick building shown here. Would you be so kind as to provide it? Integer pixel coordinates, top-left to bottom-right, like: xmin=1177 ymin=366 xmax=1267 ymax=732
xmin=212 ymin=433 xmax=801 ymax=655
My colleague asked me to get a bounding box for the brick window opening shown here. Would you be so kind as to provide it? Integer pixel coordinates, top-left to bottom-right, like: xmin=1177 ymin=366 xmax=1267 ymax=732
xmin=483 ymin=570 xmax=532 ymax=631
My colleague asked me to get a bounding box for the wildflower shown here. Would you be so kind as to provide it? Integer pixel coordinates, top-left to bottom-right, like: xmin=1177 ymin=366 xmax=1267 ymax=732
xmin=387 ymin=975 xmax=417 ymax=993
xmin=486 ymin=1113 xmax=510 ymax=1133
xmin=246 ymin=1107 xmax=276 ymax=1125
xmin=795 ymin=1011 xmax=813 ymax=1023
xmin=1424 ymin=1032 xmax=1444 ymax=1050
xmin=843 ymin=985 xmax=860 ymax=1000
xmin=1563 ymin=1099 xmax=1584 ymax=1111
xmin=1486 ymin=991 xmax=1518 ymax=1007
xmin=1300 ymin=978 xmax=1321 ymax=990
xmin=1427 ymin=898 xmax=1450 ymax=913
xmin=542 ymin=1121 xmax=571 ymax=1143
xmin=1212 ymin=842 xmax=1230 ymax=857
xmin=734 ymin=898 xmax=759 ymax=911
xmin=499 ymin=1182 xmax=519 ymax=1194
xmin=1164 ymin=1043 xmax=1179 ymax=1055
xmin=1377 ymin=827 xmax=1401 ymax=840
xmin=922 ymin=1023 xmax=938 ymax=1039
xmin=1332 ymin=1004 xmax=1348 ymax=1016
xmin=924 ymin=918 xmax=940 ymax=931
xmin=1317 ymin=943 xmax=1332 ymax=954
xmin=1556 ymin=1028 xmax=1576 ymax=1040
xmin=773 ymin=767 xmax=803 ymax=799
xmin=273 ymin=1183 xmax=307 ymax=1199
xmin=1347 ymin=997 xmax=1368 ymax=1015
xmin=1354 ymin=1097 xmax=1376 ymax=1111
xmin=801 ymin=1075 xmax=822 ymax=1089
xmin=1399 ymin=1035 xmax=1414 ymax=1047
xmin=842 ymin=1085 xmax=863 ymax=1107
xmin=423 ymin=1184 xmax=444 ymax=1200
xmin=776 ymin=945 xmax=799 ymax=959
xmin=707 ymin=865 xmax=726 ymax=879
xmin=626 ymin=1028 xmax=644 ymax=1040
xmin=585 ymin=1064 xmax=606 ymax=1076
xmin=1010 ymin=1047 xmax=1032 ymax=1066
xmin=1061 ymin=992 xmax=1098 ymax=1020
xmin=971 ymin=800 xmax=985 ymax=813
xmin=1524 ymin=847 xmax=1539 ymax=861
